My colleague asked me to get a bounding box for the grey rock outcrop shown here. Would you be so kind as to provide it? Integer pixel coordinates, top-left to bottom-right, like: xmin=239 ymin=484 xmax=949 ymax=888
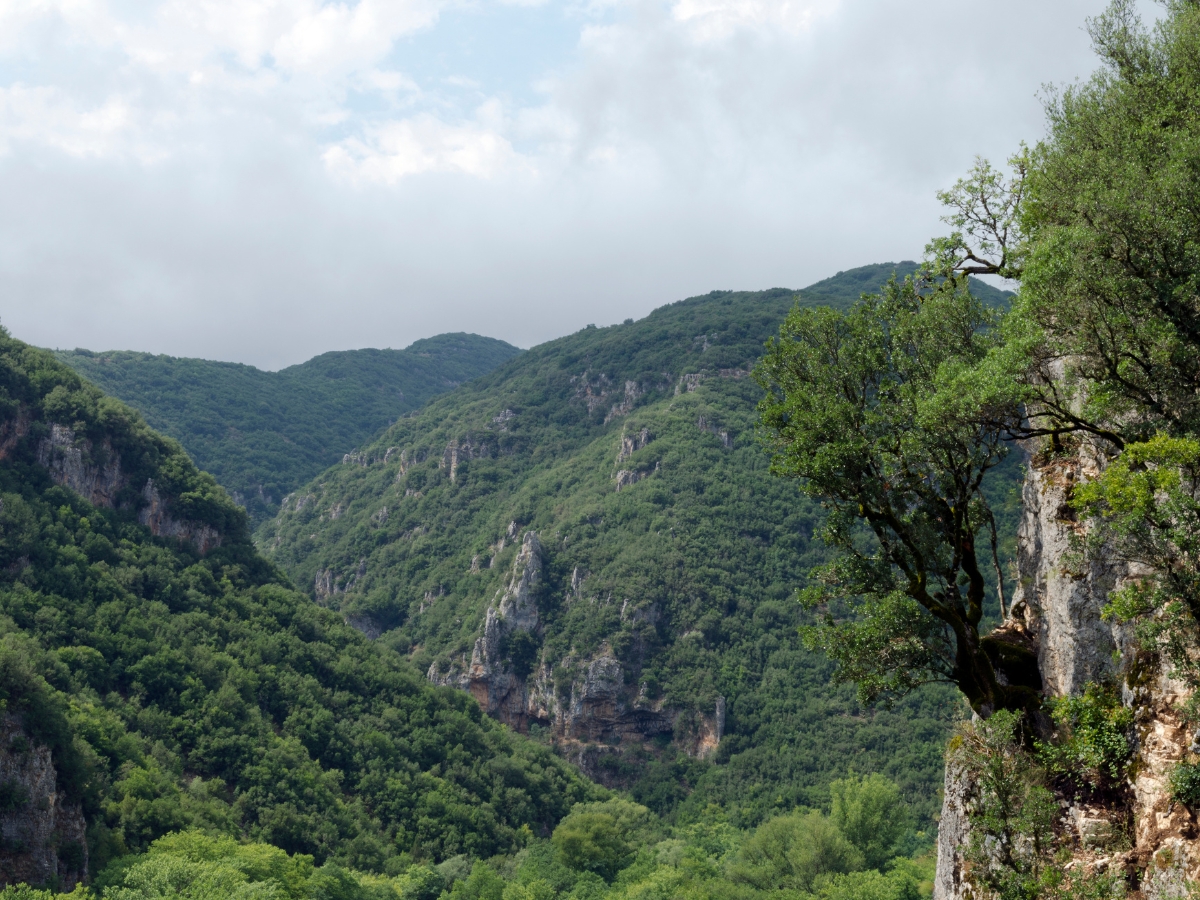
xmin=429 ymin=531 xmax=544 ymax=728
xmin=36 ymin=424 xmax=124 ymax=509
xmin=932 ymin=760 xmax=973 ymax=900
xmin=935 ymin=441 xmax=1200 ymax=896
xmin=29 ymin=421 xmax=222 ymax=554
xmin=1010 ymin=448 xmax=1132 ymax=696
xmin=0 ymin=714 xmax=87 ymax=889
xmin=616 ymin=428 xmax=651 ymax=465
xmin=604 ymin=381 xmax=642 ymax=423
xmin=614 ymin=470 xmax=645 ymax=492
xmin=498 ymin=533 xmax=541 ymax=632
xmin=138 ymin=479 xmax=221 ymax=555
xmin=428 ymin=530 xmax=724 ymax=778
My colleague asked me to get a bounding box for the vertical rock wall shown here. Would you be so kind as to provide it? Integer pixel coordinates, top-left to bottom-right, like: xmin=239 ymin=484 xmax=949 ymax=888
xmin=1011 ymin=447 xmax=1130 ymax=696
xmin=935 ymin=443 xmax=1200 ymax=897
xmin=0 ymin=714 xmax=87 ymax=890
xmin=32 ymin=420 xmax=222 ymax=554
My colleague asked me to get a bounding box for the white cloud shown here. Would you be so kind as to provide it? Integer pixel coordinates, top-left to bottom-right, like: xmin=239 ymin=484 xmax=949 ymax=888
xmin=670 ymin=0 xmax=839 ymax=41
xmin=325 ymin=101 xmax=523 ymax=182
xmin=272 ymin=0 xmax=446 ymax=75
xmin=0 ymin=0 xmax=1133 ymax=368
xmin=0 ymin=86 xmax=144 ymax=159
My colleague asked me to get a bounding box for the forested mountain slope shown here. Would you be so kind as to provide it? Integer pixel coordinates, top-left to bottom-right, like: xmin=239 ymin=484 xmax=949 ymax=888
xmin=56 ymin=334 xmax=521 ymax=523
xmin=258 ymin=264 xmax=1017 ymax=829
xmin=0 ymin=330 xmax=598 ymax=884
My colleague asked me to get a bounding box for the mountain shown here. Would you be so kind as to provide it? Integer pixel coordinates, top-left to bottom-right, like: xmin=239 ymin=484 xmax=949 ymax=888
xmin=56 ymin=334 xmax=522 ymax=523
xmin=0 ymin=330 xmax=599 ymax=885
xmin=257 ymin=264 xmax=1017 ymax=829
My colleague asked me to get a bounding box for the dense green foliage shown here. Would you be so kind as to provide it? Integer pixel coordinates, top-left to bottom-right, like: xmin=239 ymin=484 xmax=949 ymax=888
xmin=797 ymin=263 xmax=1012 ymax=312
xmin=1035 ymin=685 xmax=1133 ymax=797
xmin=744 ymin=3 xmax=1200 ymax=894
xmin=1 ymin=774 xmax=930 ymax=899
xmin=259 ymin=267 xmax=1012 ymax=829
xmin=1016 ymin=0 xmax=1200 ymax=445
xmin=57 ymin=335 xmax=521 ymax=523
xmin=948 ymin=713 xmax=1125 ymax=900
xmin=0 ymin=331 xmax=601 ymax=874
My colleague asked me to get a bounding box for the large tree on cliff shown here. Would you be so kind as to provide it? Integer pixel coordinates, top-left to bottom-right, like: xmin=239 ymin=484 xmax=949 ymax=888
xmin=757 ymin=0 xmax=1200 ymax=715
xmin=755 ymin=272 xmax=1029 ymax=718
xmin=1016 ymin=0 xmax=1200 ymax=446
xmin=1018 ymin=0 xmax=1200 ymax=684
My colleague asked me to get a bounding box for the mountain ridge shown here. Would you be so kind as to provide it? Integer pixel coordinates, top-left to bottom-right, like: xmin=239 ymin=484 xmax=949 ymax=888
xmin=56 ymin=333 xmax=522 ymax=523
xmin=0 ymin=329 xmax=601 ymax=881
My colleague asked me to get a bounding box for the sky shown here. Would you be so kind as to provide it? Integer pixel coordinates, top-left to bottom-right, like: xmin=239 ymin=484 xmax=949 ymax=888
xmin=0 ymin=0 xmax=1144 ymax=369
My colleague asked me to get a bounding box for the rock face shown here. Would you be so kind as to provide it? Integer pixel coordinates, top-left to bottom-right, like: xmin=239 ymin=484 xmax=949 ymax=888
xmin=1011 ymin=448 xmax=1132 ymax=696
xmin=36 ymin=424 xmax=124 ymax=509
xmin=138 ymin=479 xmax=221 ymax=555
xmin=933 ymin=760 xmax=973 ymax=900
xmin=933 ymin=442 xmax=1200 ymax=897
xmin=429 ymin=530 xmax=723 ymax=781
xmin=429 ymin=531 xmax=546 ymax=729
xmin=0 ymin=714 xmax=87 ymax=890
xmin=31 ymin=421 xmax=221 ymax=554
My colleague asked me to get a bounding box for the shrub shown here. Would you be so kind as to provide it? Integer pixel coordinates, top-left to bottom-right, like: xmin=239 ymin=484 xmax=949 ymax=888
xmin=552 ymin=813 xmax=633 ymax=882
xmin=953 ymin=710 xmax=1059 ymax=900
xmin=1037 ymin=684 xmax=1133 ymax=794
xmin=1170 ymin=760 xmax=1200 ymax=809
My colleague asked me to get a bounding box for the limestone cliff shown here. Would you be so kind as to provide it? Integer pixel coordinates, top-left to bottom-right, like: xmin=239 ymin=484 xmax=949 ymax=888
xmin=32 ymin=421 xmax=221 ymax=553
xmin=429 ymin=530 xmax=724 ymax=782
xmin=934 ymin=442 xmax=1200 ymax=898
xmin=0 ymin=714 xmax=87 ymax=889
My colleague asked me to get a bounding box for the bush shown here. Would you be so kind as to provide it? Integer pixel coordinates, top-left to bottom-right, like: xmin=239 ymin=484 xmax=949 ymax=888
xmin=552 ymin=813 xmax=633 ymax=882
xmin=1037 ymin=684 xmax=1133 ymax=794
xmin=1170 ymin=760 xmax=1200 ymax=808
xmin=953 ymin=711 xmax=1059 ymax=900
xmin=815 ymin=868 xmax=920 ymax=900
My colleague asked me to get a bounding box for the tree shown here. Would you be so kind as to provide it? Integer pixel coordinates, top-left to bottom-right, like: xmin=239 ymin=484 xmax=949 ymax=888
xmin=1015 ymin=0 xmax=1200 ymax=446
xmin=728 ymin=812 xmax=862 ymax=893
xmin=551 ymin=804 xmax=640 ymax=883
xmin=828 ymin=774 xmax=910 ymax=871
xmin=1013 ymin=0 xmax=1200 ymax=682
xmin=756 ymin=276 xmax=1031 ymax=716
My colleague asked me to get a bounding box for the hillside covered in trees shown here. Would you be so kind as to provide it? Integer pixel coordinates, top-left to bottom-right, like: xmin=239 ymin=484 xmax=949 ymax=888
xmin=56 ymin=334 xmax=521 ymax=523
xmin=257 ymin=265 xmax=1018 ymax=831
xmin=0 ymin=298 xmax=943 ymax=899
xmin=0 ymin=332 xmax=599 ymax=881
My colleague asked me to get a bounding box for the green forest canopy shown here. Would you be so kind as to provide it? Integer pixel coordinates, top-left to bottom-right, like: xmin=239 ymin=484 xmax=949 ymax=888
xmin=57 ymin=334 xmax=521 ymax=523
xmin=257 ymin=266 xmax=1017 ymax=831
xmin=0 ymin=330 xmax=599 ymax=876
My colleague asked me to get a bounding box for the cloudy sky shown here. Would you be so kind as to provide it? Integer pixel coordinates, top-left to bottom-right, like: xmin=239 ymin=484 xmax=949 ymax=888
xmin=0 ymin=0 xmax=1139 ymax=369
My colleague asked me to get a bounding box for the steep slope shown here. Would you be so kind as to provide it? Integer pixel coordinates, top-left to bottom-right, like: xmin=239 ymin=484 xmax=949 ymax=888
xmin=259 ymin=265 xmax=1015 ymax=827
xmin=0 ymin=329 xmax=599 ymax=884
xmin=56 ymin=333 xmax=521 ymax=522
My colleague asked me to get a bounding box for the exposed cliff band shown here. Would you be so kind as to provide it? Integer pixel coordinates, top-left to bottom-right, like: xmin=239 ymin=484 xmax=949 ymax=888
xmin=428 ymin=530 xmax=724 ymax=777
